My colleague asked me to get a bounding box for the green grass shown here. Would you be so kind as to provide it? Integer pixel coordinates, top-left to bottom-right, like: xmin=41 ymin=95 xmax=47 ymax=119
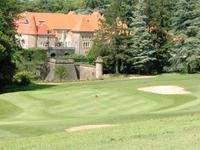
xmin=0 ymin=74 xmax=200 ymax=150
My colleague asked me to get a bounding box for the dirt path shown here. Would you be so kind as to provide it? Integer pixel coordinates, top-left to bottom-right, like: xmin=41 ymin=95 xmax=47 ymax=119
xmin=129 ymin=75 xmax=157 ymax=79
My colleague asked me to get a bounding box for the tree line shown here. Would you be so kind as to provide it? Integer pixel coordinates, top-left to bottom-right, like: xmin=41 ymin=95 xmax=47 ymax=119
xmin=1 ymin=0 xmax=200 ymax=89
xmin=20 ymin=0 xmax=111 ymax=14
xmin=89 ymin=0 xmax=200 ymax=74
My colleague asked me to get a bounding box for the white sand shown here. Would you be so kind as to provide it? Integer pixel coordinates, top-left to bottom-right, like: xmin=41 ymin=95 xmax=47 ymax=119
xmin=138 ymin=85 xmax=191 ymax=95
xmin=65 ymin=124 xmax=118 ymax=132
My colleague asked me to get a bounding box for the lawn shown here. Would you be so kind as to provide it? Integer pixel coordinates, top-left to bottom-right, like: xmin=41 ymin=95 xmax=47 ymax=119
xmin=0 ymin=74 xmax=200 ymax=150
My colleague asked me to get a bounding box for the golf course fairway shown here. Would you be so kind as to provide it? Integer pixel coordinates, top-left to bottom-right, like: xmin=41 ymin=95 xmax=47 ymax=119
xmin=0 ymin=74 xmax=200 ymax=150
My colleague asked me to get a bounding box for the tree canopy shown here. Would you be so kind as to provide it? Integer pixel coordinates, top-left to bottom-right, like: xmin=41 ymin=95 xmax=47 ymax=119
xmin=130 ymin=0 xmax=157 ymax=74
xmin=168 ymin=0 xmax=200 ymax=73
xmin=0 ymin=0 xmax=21 ymax=88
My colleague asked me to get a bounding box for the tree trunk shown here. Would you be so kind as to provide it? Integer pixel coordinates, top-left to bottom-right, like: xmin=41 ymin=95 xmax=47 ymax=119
xmin=187 ymin=63 xmax=191 ymax=74
xmin=115 ymin=58 xmax=119 ymax=74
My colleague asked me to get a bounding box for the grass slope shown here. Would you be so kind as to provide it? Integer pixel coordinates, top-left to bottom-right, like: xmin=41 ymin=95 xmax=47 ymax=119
xmin=0 ymin=74 xmax=200 ymax=150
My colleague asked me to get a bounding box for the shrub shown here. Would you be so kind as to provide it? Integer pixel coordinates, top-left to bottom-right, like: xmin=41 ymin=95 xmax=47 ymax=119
xmin=13 ymin=72 xmax=35 ymax=86
xmin=0 ymin=31 xmax=16 ymax=89
xmin=14 ymin=48 xmax=46 ymax=74
xmin=55 ymin=65 xmax=68 ymax=80
xmin=55 ymin=54 xmax=88 ymax=62
xmin=98 ymin=75 xmax=104 ymax=80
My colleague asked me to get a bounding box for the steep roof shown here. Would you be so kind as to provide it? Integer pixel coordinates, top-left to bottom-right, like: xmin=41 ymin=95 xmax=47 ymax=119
xmin=72 ymin=16 xmax=95 ymax=32
xmin=16 ymin=13 xmax=37 ymax=35
xmin=16 ymin=12 xmax=103 ymax=35
xmin=37 ymin=23 xmax=55 ymax=35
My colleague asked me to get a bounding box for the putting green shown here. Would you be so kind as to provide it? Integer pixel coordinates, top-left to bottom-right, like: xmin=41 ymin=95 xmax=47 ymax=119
xmin=0 ymin=74 xmax=200 ymax=150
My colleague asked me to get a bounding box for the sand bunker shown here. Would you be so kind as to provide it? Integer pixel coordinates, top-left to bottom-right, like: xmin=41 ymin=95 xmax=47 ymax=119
xmin=65 ymin=124 xmax=118 ymax=132
xmin=138 ymin=85 xmax=191 ymax=95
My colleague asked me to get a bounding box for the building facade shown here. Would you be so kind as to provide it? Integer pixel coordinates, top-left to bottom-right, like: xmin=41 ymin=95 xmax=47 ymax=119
xmin=16 ymin=11 xmax=103 ymax=56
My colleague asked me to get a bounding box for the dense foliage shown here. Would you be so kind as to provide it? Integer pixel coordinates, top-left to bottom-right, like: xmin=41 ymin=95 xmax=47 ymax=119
xmin=20 ymin=0 xmax=81 ymax=13
xmin=168 ymin=0 xmax=200 ymax=73
xmin=90 ymin=0 xmax=200 ymax=74
xmin=13 ymin=71 xmax=34 ymax=86
xmin=20 ymin=0 xmax=111 ymax=14
xmin=144 ymin=0 xmax=174 ymax=73
xmin=0 ymin=0 xmax=21 ymax=89
xmin=0 ymin=31 xmax=16 ymax=88
xmin=89 ymin=0 xmax=132 ymax=74
xmin=55 ymin=54 xmax=88 ymax=62
xmin=14 ymin=48 xmax=46 ymax=74
xmin=130 ymin=0 xmax=157 ymax=74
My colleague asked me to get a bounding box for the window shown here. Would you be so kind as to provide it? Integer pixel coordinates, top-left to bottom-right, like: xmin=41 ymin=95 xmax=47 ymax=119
xmin=83 ymin=42 xmax=90 ymax=48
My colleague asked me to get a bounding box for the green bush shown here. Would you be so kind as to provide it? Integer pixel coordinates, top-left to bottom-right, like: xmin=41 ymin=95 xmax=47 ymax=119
xmin=13 ymin=72 xmax=35 ymax=86
xmin=55 ymin=54 xmax=88 ymax=62
xmin=0 ymin=31 xmax=16 ymax=89
xmin=55 ymin=65 xmax=68 ymax=80
xmin=14 ymin=48 xmax=46 ymax=74
xmin=98 ymin=75 xmax=104 ymax=80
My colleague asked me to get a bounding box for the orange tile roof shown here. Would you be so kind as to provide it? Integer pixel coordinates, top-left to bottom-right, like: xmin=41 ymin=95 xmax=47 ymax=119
xmin=16 ymin=13 xmax=37 ymax=35
xmin=37 ymin=23 xmax=55 ymax=35
xmin=16 ymin=11 xmax=103 ymax=35
xmin=72 ymin=16 xmax=95 ymax=32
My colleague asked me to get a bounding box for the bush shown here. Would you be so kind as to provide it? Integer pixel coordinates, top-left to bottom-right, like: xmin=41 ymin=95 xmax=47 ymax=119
xmin=55 ymin=65 xmax=68 ymax=80
xmin=98 ymin=75 xmax=104 ymax=80
xmin=14 ymin=48 xmax=46 ymax=73
xmin=0 ymin=31 xmax=16 ymax=89
xmin=55 ymin=54 xmax=88 ymax=62
xmin=13 ymin=72 xmax=35 ymax=86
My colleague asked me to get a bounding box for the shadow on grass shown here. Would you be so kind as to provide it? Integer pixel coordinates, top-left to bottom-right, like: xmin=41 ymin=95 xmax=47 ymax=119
xmin=0 ymin=84 xmax=57 ymax=94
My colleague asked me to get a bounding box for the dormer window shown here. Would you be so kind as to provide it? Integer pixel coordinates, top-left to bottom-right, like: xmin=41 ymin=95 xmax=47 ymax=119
xmin=24 ymin=19 xmax=29 ymax=24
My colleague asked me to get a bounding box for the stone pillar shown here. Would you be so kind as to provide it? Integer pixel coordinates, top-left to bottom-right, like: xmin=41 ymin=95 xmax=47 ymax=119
xmin=96 ymin=56 xmax=103 ymax=78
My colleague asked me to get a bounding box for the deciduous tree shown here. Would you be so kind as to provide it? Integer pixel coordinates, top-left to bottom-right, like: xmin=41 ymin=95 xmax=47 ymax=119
xmin=91 ymin=0 xmax=131 ymax=74
xmin=0 ymin=0 xmax=21 ymax=88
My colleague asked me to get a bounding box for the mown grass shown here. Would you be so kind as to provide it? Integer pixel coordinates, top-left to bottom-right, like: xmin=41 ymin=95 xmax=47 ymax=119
xmin=0 ymin=74 xmax=200 ymax=150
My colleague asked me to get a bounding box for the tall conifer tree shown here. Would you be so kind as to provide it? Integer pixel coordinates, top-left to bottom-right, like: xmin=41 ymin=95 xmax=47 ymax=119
xmin=130 ymin=0 xmax=156 ymax=74
xmin=169 ymin=0 xmax=200 ymax=73
xmin=145 ymin=0 xmax=174 ymax=73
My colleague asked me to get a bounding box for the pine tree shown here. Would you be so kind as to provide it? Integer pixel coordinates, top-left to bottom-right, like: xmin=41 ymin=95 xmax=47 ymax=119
xmin=130 ymin=0 xmax=157 ymax=74
xmin=145 ymin=0 xmax=174 ymax=73
xmin=169 ymin=0 xmax=200 ymax=73
xmin=120 ymin=0 xmax=137 ymax=27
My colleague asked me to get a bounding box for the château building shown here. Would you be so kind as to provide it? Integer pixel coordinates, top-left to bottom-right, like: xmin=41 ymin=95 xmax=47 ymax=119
xmin=16 ymin=11 xmax=103 ymax=55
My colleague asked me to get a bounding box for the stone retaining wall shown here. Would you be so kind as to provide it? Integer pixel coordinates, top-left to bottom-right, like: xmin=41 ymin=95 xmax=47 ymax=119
xmin=36 ymin=58 xmax=101 ymax=81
